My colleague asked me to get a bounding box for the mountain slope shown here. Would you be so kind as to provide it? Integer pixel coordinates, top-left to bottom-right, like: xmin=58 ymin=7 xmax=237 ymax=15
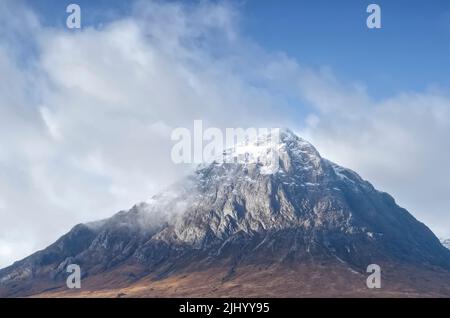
xmin=1 ymin=129 xmax=450 ymax=297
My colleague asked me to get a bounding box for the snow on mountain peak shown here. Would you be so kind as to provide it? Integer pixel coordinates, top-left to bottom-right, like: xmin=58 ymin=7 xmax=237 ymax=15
xmin=198 ymin=128 xmax=322 ymax=175
xmin=442 ymin=239 xmax=450 ymax=250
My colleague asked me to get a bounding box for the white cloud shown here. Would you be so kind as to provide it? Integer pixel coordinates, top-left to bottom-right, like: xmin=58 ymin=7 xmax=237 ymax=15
xmin=0 ymin=0 xmax=449 ymax=268
xmin=0 ymin=0 xmax=286 ymax=268
xmin=300 ymin=87 xmax=450 ymax=238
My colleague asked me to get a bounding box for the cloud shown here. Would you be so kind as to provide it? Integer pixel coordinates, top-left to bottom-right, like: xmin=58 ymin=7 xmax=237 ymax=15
xmin=0 ymin=0 xmax=291 ymax=268
xmin=300 ymin=86 xmax=450 ymax=238
xmin=0 ymin=0 xmax=449 ymax=268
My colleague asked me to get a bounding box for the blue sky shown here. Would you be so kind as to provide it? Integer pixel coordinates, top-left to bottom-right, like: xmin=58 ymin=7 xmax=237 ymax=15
xmin=242 ymin=0 xmax=450 ymax=98
xmin=25 ymin=0 xmax=450 ymax=99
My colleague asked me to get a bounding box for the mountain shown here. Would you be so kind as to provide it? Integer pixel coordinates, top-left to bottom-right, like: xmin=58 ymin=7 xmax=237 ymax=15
xmin=442 ymin=239 xmax=450 ymax=250
xmin=1 ymin=129 xmax=450 ymax=297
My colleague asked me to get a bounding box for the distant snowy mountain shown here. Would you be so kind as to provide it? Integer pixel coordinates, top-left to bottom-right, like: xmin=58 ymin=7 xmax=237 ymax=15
xmin=1 ymin=129 xmax=450 ymax=297
xmin=442 ymin=239 xmax=450 ymax=250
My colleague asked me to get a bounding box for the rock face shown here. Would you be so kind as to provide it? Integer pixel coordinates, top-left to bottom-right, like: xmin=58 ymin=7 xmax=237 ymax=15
xmin=1 ymin=129 xmax=450 ymax=297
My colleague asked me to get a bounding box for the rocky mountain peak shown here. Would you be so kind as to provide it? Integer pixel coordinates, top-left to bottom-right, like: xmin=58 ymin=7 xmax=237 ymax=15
xmin=1 ymin=130 xmax=450 ymax=297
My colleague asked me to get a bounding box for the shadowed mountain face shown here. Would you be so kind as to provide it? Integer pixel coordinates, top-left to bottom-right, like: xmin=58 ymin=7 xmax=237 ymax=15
xmin=1 ymin=130 xmax=450 ymax=297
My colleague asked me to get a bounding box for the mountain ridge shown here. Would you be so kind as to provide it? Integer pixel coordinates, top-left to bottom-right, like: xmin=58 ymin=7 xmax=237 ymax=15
xmin=1 ymin=129 xmax=450 ymax=297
